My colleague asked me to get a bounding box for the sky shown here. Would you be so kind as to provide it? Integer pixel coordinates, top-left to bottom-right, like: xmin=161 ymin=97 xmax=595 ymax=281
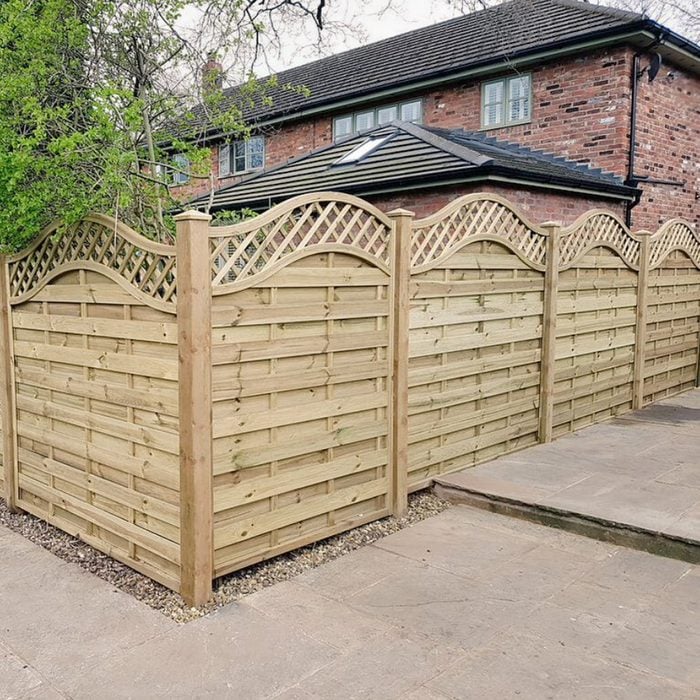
xmin=252 ymin=1 xmax=462 ymax=75
xmin=200 ymin=0 xmax=697 ymax=86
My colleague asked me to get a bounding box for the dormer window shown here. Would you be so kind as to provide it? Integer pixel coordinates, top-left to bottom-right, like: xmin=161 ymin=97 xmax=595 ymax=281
xmin=333 ymin=99 xmax=422 ymax=140
xmin=219 ymin=136 xmax=265 ymax=177
xmin=481 ymin=74 xmax=531 ymax=128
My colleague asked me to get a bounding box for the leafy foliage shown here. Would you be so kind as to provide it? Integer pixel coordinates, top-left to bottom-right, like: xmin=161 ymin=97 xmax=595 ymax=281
xmin=0 ymin=0 xmax=328 ymax=250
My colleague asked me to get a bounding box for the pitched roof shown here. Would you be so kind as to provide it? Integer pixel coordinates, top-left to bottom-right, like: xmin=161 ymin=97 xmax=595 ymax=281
xmin=189 ymin=121 xmax=638 ymax=211
xmin=179 ymin=0 xmax=699 ymax=141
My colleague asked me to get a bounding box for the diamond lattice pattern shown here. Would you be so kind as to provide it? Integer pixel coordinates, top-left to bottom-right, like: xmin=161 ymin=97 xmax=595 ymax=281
xmin=559 ymin=213 xmax=640 ymax=269
xmin=210 ymin=200 xmax=391 ymax=286
xmin=650 ymin=221 xmax=700 ymax=269
xmin=9 ymin=220 xmax=177 ymax=303
xmin=411 ymin=199 xmax=547 ymax=270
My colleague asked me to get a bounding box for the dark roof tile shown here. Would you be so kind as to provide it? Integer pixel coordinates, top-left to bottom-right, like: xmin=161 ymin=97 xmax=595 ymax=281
xmin=183 ymin=0 xmax=646 ymax=138
xmin=189 ymin=121 xmax=637 ymax=211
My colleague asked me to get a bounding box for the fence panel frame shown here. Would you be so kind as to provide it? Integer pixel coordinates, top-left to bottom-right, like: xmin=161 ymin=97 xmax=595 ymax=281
xmin=0 ymin=196 xmax=698 ymax=607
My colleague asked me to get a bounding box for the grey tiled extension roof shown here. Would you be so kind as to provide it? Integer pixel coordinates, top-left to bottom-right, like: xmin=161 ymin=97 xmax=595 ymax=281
xmin=189 ymin=121 xmax=637 ymax=211
xmin=183 ymin=0 xmax=651 ymax=139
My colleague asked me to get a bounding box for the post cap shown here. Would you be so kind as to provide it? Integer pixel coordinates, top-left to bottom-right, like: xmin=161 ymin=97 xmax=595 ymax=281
xmin=173 ymin=209 xmax=212 ymax=222
xmin=541 ymin=220 xmax=562 ymax=228
xmin=387 ymin=208 xmax=416 ymax=218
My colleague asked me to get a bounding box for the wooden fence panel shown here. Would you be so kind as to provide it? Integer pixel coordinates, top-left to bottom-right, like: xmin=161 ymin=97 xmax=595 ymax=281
xmin=208 ymin=195 xmax=393 ymax=578
xmin=553 ymin=214 xmax=640 ymax=437
xmin=6 ymin=217 xmax=181 ymax=591
xmin=407 ymin=196 xmax=548 ymax=488
xmin=644 ymin=222 xmax=700 ymax=402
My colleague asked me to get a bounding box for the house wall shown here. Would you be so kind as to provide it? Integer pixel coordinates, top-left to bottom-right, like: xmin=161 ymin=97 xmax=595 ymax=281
xmin=424 ymin=46 xmax=634 ymax=180
xmin=633 ymin=54 xmax=700 ymax=229
xmin=367 ymin=183 xmax=626 ymax=224
xmin=174 ymin=45 xmax=699 ymax=229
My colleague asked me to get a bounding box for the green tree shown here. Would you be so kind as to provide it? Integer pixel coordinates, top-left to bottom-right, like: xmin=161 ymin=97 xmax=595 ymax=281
xmin=0 ymin=0 xmax=329 ymax=249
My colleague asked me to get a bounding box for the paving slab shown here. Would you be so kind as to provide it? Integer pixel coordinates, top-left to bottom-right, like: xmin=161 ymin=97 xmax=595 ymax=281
xmin=436 ymin=388 xmax=700 ymax=558
xmin=1 ymin=504 xmax=698 ymax=698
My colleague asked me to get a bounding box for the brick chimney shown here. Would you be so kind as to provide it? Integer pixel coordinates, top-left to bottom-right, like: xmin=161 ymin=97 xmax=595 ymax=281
xmin=201 ymin=51 xmax=224 ymax=97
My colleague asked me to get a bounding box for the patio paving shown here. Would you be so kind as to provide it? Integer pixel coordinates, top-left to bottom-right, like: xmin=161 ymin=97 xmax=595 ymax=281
xmin=435 ymin=389 xmax=700 ymax=559
xmin=0 ymin=506 xmax=700 ymax=700
xmin=1 ymin=504 xmax=698 ymax=698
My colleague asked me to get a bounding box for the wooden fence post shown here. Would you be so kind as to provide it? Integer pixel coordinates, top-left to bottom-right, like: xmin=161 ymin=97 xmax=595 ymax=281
xmin=538 ymin=222 xmax=560 ymax=443
xmin=387 ymin=208 xmax=413 ymax=517
xmin=0 ymin=255 xmax=18 ymax=511
xmin=174 ymin=210 xmax=214 ymax=607
xmin=633 ymin=231 xmax=652 ymax=408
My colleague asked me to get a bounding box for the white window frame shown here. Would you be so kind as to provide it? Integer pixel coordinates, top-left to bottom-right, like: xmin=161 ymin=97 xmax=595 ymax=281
xmin=171 ymin=153 xmax=190 ymax=185
xmin=481 ymin=74 xmax=532 ymax=129
xmin=333 ymin=99 xmax=423 ymax=140
xmin=219 ymin=135 xmax=265 ymax=178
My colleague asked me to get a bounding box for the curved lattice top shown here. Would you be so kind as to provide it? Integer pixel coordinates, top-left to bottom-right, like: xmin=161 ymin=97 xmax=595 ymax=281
xmin=7 ymin=214 xmax=176 ymax=307
xmin=209 ymin=193 xmax=393 ymax=289
xmin=649 ymin=220 xmax=700 ymax=269
xmin=411 ymin=194 xmax=548 ymax=272
xmin=559 ymin=211 xmax=640 ymax=270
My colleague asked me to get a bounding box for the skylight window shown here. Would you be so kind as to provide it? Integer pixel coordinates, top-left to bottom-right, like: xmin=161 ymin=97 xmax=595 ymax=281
xmin=334 ymin=134 xmax=392 ymax=165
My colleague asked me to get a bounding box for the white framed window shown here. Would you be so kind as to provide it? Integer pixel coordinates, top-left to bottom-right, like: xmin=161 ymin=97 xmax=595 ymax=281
xmin=333 ymin=99 xmax=423 ymax=140
xmin=172 ymin=153 xmax=190 ymax=185
xmin=333 ymin=116 xmax=353 ymax=140
xmin=481 ymin=74 xmax=531 ymax=128
xmin=355 ymin=110 xmax=375 ymax=131
xmin=377 ymin=105 xmax=398 ymax=124
xmin=219 ymin=136 xmax=265 ymax=177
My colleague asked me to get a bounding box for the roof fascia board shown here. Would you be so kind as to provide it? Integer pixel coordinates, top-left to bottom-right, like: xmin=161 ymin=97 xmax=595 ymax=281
xmin=207 ymin=172 xmax=636 ymax=212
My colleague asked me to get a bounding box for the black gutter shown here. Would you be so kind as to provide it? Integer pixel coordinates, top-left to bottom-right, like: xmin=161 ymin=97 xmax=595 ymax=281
xmin=195 ymin=165 xmax=638 ymax=213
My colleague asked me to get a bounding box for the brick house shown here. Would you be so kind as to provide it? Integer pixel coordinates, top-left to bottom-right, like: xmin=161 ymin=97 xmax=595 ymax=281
xmin=176 ymin=0 xmax=700 ymax=228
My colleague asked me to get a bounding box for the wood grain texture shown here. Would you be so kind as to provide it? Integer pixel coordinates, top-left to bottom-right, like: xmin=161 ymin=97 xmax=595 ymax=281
xmin=175 ymin=211 xmax=214 ymax=607
xmin=407 ymin=239 xmax=544 ymax=487
xmin=0 ymin=256 xmax=16 ymax=508
xmin=643 ymin=249 xmax=700 ymax=403
xmin=211 ymin=251 xmax=391 ymax=576
xmin=12 ymin=268 xmax=181 ymax=590
xmin=553 ymin=247 xmax=637 ymax=437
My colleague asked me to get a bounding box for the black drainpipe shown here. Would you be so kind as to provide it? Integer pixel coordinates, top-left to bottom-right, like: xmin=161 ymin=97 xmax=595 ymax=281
xmin=625 ymin=52 xmax=642 ymax=228
xmin=625 ymin=34 xmax=666 ymax=228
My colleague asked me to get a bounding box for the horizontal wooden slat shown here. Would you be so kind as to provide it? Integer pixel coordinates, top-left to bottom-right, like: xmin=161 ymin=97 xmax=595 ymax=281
xmin=18 ymin=473 xmax=180 ymax=563
xmin=13 ymin=341 xmax=178 ymax=381
xmin=214 ymin=449 xmax=386 ymax=512
xmin=213 ymin=392 xmax=386 ymax=438
xmin=16 ymin=394 xmax=179 ymax=455
xmin=13 ymin=312 xmax=178 ymax=343
xmin=214 ymin=479 xmax=387 ymax=548
xmin=212 ymin=300 xmax=388 ymax=327
xmin=211 ymin=330 xmax=387 ymax=365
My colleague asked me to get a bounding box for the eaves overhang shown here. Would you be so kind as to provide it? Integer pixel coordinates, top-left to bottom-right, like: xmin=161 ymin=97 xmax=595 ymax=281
xmin=202 ymin=166 xmax=638 ymax=214
xmin=187 ymin=21 xmax=700 ymax=147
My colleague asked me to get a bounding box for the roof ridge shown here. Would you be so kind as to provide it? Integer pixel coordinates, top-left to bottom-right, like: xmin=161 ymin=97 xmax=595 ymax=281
xmin=218 ymin=0 xmax=639 ymax=100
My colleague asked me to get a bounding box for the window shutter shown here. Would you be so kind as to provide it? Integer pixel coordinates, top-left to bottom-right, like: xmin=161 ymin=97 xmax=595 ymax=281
xmin=219 ymin=144 xmax=230 ymax=177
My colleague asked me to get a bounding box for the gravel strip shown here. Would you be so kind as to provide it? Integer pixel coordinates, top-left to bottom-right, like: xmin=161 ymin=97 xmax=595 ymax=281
xmin=0 ymin=491 xmax=449 ymax=623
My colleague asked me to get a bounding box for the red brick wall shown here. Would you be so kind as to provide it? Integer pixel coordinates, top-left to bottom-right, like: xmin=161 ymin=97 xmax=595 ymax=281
xmin=632 ymin=55 xmax=700 ymax=229
xmin=424 ymin=47 xmax=633 ymax=179
xmin=367 ymin=184 xmax=625 ymax=225
xmin=175 ymin=45 xmax=699 ymax=228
